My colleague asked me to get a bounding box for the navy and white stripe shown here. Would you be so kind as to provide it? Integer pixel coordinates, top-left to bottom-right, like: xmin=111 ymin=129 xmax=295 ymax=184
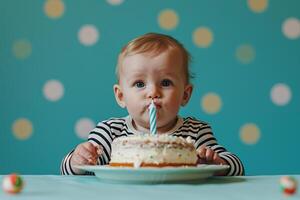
xmin=61 ymin=116 xmax=244 ymax=176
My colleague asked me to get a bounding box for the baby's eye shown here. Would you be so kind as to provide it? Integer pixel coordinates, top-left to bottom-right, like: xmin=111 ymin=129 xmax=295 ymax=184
xmin=134 ymin=81 xmax=145 ymax=88
xmin=161 ymin=79 xmax=172 ymax=87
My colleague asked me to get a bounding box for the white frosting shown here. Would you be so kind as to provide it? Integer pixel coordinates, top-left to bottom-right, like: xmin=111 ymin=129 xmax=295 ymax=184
xmin=110 ymin=134 xmax=198 ymax=167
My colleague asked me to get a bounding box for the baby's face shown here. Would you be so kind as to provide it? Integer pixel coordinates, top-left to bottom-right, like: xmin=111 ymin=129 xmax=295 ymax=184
xmin=115 ymin=49 xmax=192 ymax=133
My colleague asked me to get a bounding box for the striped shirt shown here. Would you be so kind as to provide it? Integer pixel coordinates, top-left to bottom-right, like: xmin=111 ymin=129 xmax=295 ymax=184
xmin=61 ymin=116 xmax=244 ymax=176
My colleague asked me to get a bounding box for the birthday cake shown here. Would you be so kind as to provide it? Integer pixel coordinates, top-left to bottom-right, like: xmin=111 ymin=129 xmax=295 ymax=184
xmin=109 ymin=134 xmax=198 ymax=168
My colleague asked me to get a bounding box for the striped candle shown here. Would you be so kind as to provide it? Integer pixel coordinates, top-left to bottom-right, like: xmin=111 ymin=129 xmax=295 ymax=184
xmin=149 ymin=100 xmax=157 ymax=135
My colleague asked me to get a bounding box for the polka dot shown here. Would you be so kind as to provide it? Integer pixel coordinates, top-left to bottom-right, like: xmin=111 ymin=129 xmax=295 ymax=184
xmin=106 ymin=0 xmax=124 ymax=6
xmin=240 ymin=123 xmax=260 ymax=145
xmin=236 ymin=44 xmax=255 ymax=64
xmin=43 ymin=80 xmax=64 ymax=101
xmin=12 ymin=39 xmax=32 ymax=59
xmin=75 ymin=118 xmax=95 ymax=139
xmin=193 ymin=27 xmax=213 ymax=48
xmin=201 ymin=93 xmax=222 ymax=114
xmin=247 ymin=0 xmax=268 ymax=13
xmin=158 ymin=9 xmax=179 ymax=30
xmin=270 ymin=83 xmax=292 ymax=106
xmin=282 ymin=18 xmax=300 ymax=40
xmin=12 ymin=118 xmax=33 ymax=140
xmin=78 ymin=25 xmax=99 ymax=46
xmin=44 ymin=0 xmax=65 ymax=19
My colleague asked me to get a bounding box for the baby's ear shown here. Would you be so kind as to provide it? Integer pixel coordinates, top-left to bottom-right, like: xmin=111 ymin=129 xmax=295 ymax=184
xmin=181 ymin=84 xmax=193 ymax=106
xmin=113 ymin=84 xmax=126 ymax=108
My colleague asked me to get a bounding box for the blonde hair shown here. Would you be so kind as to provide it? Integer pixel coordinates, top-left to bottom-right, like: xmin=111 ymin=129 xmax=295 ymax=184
xmin=116 ymin=33 xmax=192 ymax=83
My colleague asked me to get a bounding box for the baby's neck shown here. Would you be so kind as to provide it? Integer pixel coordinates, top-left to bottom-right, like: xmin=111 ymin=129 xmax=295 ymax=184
xmin=132 ymin=117 xmax=178 ymax=134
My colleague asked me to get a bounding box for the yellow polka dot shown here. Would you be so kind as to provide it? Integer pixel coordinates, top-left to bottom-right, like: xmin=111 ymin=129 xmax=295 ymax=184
xmin=240 ymin=123 xmax=260 ymax=145
xmin=193 ymin=27 xmax=213 ymax=48
xmin=12 ymin=39 xmax=32 ymax=59
xmin=44 ymin=0 xmax=65 ymax=19
xmin=201 ymin=93 xmax=222 ymax=114
xmin=158 ymin=9 xmax=179 ymax=30
xmin=247 ymin=0 xmax=268 ymax=13
xmin=236 ymin=44 xmax=255 ymax=64
xmin=12 ymin=118 xmax=33 ymax=140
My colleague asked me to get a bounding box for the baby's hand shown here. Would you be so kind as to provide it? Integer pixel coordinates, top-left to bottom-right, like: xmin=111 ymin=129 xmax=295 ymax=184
xmin=70 ymin=142 xmax=103 ymax=167
xmin=197 ymin=147 xmax=226 ymax=165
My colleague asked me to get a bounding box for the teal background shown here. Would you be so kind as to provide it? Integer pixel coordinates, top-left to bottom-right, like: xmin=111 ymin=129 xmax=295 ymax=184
xmin=0 ymin=0 xmax=299 ymax=175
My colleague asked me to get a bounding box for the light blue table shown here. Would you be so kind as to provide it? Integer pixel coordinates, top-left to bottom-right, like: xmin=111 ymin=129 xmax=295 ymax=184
xmin=0 ymin=175 xmax=299 ymax=199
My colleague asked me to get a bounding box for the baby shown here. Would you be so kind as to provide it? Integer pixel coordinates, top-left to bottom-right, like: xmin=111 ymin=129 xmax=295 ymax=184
xmin=61 ymin=33 xmax=244 ymax=176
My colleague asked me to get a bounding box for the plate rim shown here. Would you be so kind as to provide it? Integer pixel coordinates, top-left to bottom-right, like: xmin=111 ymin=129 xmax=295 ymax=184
xmin=75 ymin=164 xmax=229 ymax=170
xmin=74 ymin=164 xmax=230 ymax=183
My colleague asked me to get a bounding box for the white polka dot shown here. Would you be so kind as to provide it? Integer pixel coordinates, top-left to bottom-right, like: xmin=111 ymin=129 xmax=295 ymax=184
xmin=75 ymin=118 xmax=95 ymax=139
xmin=43 ymin=80 xmax=64 ymax=101
xmin=106 ymin=0 xmax=124 ymax=6
xmin=78 ymin=25 xmax=99 ymax=46
xmin=270 ymin=83 xmax=292 ymax=106
xmin=282 ymin=18 xmax=300 ymax=39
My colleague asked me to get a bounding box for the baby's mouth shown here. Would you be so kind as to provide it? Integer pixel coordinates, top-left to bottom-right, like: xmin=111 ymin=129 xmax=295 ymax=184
xmin=154 ymin=104 xmax=161 ymax=109
xmin=147 ymin=102 xmax=162 ymax=109
xmin=144 ymin=105 xmax=161 ymax=115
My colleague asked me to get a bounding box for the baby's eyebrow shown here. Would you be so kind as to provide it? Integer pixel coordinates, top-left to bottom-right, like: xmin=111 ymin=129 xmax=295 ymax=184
xmin=125 ymin=74 xmax=144 ymax=82
xmin=130 ymin=72 xmax=144 ymax=76
xmin=160 ymin=72 xmax=179 ymax=79
xmin=127 ymin=73 xmax=144 ymax=79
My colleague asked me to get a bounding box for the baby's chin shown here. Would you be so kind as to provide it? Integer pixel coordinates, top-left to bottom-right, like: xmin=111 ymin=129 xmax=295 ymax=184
xmin=131 ymin=118 xmax=150 ymax=129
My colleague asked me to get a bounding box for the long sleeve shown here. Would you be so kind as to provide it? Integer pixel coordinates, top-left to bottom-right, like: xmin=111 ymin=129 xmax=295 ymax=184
xmin=173 ymin=117 xmax=244 ymax=176
xmin=60 ymin=149 xmax=96 ymax=175
xmin=60 ymin=117 xmax=130 ymax=175
xmin=61 ymin=116 xmax=244 ymax=176
xmin=61 ymin=150 xmax=76 ymax=175
xmin=195 ymin=126 xmax=244 ymax=176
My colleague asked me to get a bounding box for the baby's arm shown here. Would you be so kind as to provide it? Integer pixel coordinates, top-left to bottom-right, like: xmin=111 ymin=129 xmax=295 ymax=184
xmin=197 ymin=147 xmax=227 ymax=165
xmin=60 ymin=120 xmax=114 ymax=175
xmin=194 ymin=124 xmax=244 ymax=176
xmin=197 ymin=147 xmax=229 ymax=176
xmin=60 ymin=142 xmax=102 ymax=175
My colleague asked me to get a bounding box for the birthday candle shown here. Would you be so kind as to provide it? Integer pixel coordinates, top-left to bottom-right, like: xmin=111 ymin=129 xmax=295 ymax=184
xmin=149 ymin=100 xmax=157 ymax=135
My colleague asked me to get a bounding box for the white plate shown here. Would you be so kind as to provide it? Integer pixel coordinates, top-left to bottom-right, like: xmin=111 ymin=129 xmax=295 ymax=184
xmin=75 ymin=164 xmax=230 ymax=184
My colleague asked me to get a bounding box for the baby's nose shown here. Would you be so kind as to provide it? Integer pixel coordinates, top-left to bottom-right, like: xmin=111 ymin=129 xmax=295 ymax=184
xmin=148 ymin=85 xmax=161 ymax=99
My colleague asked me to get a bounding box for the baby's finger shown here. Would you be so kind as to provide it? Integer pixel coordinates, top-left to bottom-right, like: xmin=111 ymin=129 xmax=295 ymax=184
xmin=205 ymin=148 xmax=214 ymax=162
xmin=95 ymin=145 xmax=103 ymax=155
xmin=71 ymin=154 xmax=89 ymax=165
xmin=89 ymin=143 xmax=103 ymax=156
xmin=87 ymin=158 xmax=97 ymax=165
xmin=213 ymin=153 xmax=226 ymax=165
xmin=78 ymin=151 xmax=98 ymax=165
xmin=197 ymin=158 xmax=208 ymax=164
xmin=197 ymin=147 xmax=206 ymax=159
xmin=78 ymin=147 xmax=97 ymax=161
xmin=82 ymin=142 xmax=99 ymax=155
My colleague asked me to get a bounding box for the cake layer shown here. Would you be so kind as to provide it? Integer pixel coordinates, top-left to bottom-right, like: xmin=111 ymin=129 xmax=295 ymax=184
xmin=109 ymin=162 xmax=197 ymax=167
xmin=110 ymin=134 xmax=198 ymax=168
